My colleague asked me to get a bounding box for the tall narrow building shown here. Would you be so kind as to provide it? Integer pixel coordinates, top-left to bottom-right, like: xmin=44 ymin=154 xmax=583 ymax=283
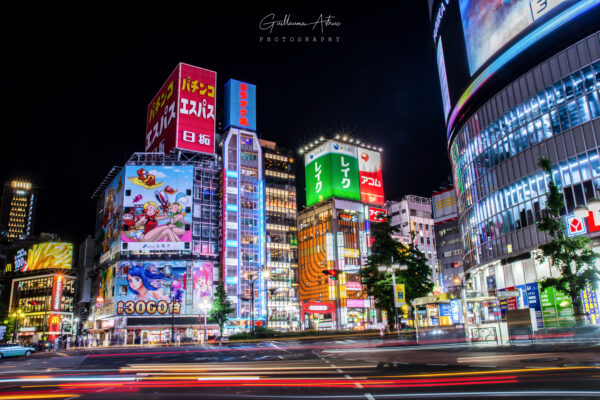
xmin=0 ymin=180 xmax=36 ymax=242
xmin=260 ymin=139 xmax=300 ymax=331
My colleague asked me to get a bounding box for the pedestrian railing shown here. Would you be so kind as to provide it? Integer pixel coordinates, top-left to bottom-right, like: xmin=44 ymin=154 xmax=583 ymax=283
xmin=470 ymin=326 xmax=498 ymax=344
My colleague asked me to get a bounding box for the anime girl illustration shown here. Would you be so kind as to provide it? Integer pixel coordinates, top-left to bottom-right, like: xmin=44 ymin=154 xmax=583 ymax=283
xmin=126 ymin=264 xmax=170 ymax=302
xmin=132 ymin=201 xmax=181 ymax=242
xmin=193 ymin=262 xmax=213 ymax=311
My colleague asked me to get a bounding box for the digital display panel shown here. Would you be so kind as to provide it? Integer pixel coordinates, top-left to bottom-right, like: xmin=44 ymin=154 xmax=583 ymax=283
xmin=9 ymin=242 xmax=73 ymax=273
xmin=224 ymin=79 xmax=257 ymax=131
xmin=192 ymin=261 xmax=214 ymax=312
xmin=100 ymin=169 xmax=124 ymax=260
xmin=115 ymin=261 xmax=187 ymax=315
xmin=358 ymin=148 xmax=384 ymax=205
xmin=121 ymin=165 xmax=193 ymax=251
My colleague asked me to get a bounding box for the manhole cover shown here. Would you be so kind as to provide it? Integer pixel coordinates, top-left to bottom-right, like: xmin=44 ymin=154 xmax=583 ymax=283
xmin=520 ymin=357 xmax=562 ymax=363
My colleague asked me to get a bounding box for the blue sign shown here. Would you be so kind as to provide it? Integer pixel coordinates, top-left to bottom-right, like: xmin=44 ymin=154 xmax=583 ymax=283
xmin=486 ymin=276 xmax=496 ymax=290
xmin=226 ymin=170 xmax=238 ymax=178
xmin=439 ymin=303 xmax=451 ymax=317
xmin=224 ymin=79 xmax=257 ymax=131
xmin=526 ymin=282 xmax=544 ymax=328
xmin=450 ymin=300 xmax=460 ymax=324
xmin=515 ymin=284 xmax=528 ymax=307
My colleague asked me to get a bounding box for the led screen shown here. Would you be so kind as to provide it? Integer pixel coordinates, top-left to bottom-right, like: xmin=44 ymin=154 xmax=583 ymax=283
xmin=10 ymin=242 xmax=73 ymax=273
xmin=100 ymin=169 xmax=124 ymax=259
xmin=115 ymin=261 xmax=187 ymax=315
xmin=358 ymin=148 xmax=385 ymax=205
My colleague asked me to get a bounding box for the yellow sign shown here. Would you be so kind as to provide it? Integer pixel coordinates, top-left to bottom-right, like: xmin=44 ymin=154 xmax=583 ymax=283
xmin=395 ymin=284 xmax=405 ymax=307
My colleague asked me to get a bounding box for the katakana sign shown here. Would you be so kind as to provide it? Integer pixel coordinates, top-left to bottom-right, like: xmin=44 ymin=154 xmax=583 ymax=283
xmin=304 ymin=140 xmax=360 ymax=206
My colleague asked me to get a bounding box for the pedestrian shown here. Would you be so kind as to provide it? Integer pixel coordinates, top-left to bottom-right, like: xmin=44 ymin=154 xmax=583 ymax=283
xmin=78 ymin=336 xmax=82 ymax=348
xmin=85 ymin=338 xmax=89 ymax=348
xmin=53 ymin=337 xmax=59 ymax=352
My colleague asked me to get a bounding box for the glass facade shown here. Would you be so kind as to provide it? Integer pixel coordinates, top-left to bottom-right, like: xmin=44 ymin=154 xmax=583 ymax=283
xmin=262 ymin=144 xmax=300 ymax=331
xmin=449 ymin=32 xmax=600 ymax=271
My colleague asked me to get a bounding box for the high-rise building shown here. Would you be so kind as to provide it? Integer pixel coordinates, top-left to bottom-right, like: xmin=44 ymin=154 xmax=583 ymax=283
xmin=430 ymin=0 xmax=600 ymax=328
xmin=386 ymin=195 xmax=439 ymax=285
xmin=0 ymin=180 xmax=36 ymax=242
xmin=431 ymin=187 xmax=463 ymax=292
xmin=298 ymin=137 xmax=384 ymax=330
xmin=221 ymin=129 xmax=266 ymax=331
xmin=260 ymin=139 xmax=300 ymax=331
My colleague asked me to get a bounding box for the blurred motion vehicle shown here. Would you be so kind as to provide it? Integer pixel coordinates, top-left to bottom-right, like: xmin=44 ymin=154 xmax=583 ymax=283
xmin=0 ymin=344 xmax=35 ymax=359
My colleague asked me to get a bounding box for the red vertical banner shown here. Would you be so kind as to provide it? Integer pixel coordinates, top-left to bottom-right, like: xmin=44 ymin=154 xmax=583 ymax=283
xmin=358 ymin=148 xmax=384 ymax=205
xmin=51 ymin=275 xmax=63 ymax=312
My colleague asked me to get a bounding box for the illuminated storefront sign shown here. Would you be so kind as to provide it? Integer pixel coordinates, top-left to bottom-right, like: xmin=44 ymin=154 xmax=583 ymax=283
xmin=259 ymin=180 xmax=266 ymax=266
xmin=565 ymin=214 xmax=586 ymax=236
xmin=368 ymin=207 xmax=387 ymax=222
xmin=346 ymin=282 xmax=362 ymax=291
xmin=51 ymin=276 xmax=63 ymax=312
xmin=326 ymin=233 xmax=334 ymax=261
xmin=146 ymin=63 xmax=216 ymax=155
xmin=304 ymin=141 xmax=360 ymax=206
xmin=347 ymin=299 xmax=370 ymax=308
xmin=11 ymin=243 xmax=73 ymax=273
xmin=224 ymin=79 xmax=257 ymax=131
xmin=303 ymin=302 xmax=334 ymax=313
xmin=358 ymin=148 xmax=384 ymax=205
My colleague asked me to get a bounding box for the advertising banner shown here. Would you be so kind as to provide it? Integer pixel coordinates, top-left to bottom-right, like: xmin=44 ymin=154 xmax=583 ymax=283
xmin=347 ymin=299 xmax=370 ymax=308
xmin=121 ymin=165 xmax=192 ymax=251
xmin=358 ymin=148 xmax=384 ymax=205
xmin=346 ymin=282 xmax=362 ymax=291
xmin=224 ymin=79 xmax=257 ymax=131
xmin=146 ymin=63 xmax=216 ymax=155
xmin=115 ymin=261 xmax=187 ymax=316
xmin=450 ymin=299 xmax=461 ymax=324
xmin=555 ymin=289 xmax=575 ymax=327
xmin=304 ymin=141 xmax=360 ymax=206
xmin=100 ymin=170 xmax=124 ymax=261
xmin=326 ymin=233 xmax=334 ymax=261
xmin=458 ymin=0 xmax=567 ymax=75
xmin=51 ymin=275 xmax=63 ymax=312
xmin=192 ymin=261 xmax=214 ymax=313
xmin=582 ymin=283 xmax=600 ymax=325
xmin=526 ymin=282 xmax=544 ymax=328
xmin=439 ymin=303 xmax=452 ymax=325
xmin=540 ymin=285 xmax=558 ymax=328
xmin=367 ymin=207 xmax=387 ymax=223
xmin=395 ymin=284 xmax=406 ymax=307
xmin=10 ymin=242 xmax=73 ymax=273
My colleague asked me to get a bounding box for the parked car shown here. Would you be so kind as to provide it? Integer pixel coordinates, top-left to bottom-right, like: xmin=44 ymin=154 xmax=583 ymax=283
xmin=207 ymin=335 xmax=229 ymax=344
xmin=0 ymin=344 xmax=36 ymax=359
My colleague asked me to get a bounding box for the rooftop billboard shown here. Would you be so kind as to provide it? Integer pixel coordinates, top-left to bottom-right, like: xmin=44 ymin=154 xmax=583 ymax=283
xmin=145 ymin=63 xmax=216 ymax=155
xmin=224 ymin=79 xmax=257 ymax=131
xmin=5 ymin=242 xmax=73 ymax=273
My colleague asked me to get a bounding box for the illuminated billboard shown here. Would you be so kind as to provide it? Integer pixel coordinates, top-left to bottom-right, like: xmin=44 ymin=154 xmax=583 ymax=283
xmin=430 ymin=0 xmax=600 ymax=137
xmin=358 ymin=148 xmax=384 ymax=205
xmin=8 ymin=242 xmax=73 ymax=273
xmin=145 ymin=63 xmax=216 ymax=155
xmin=121 ymin=165 xmax=193 ymax=251
xmin=192 ymin=261 xmax=214 ymax=312
xmin=224 ymin=79 xmax=257 ymax=131
xmin=304 ymin=140 xmax=360 ymax=206
xmin=100 ymin=169 xmax=124 ymax=260
xmin=115 ymin=261 xmax=187 ymax=316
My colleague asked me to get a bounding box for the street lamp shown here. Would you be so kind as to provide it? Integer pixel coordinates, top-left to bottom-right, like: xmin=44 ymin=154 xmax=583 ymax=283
xmin=12 ymin=310 xmax=24 ymax=343
xmin=378 ymin=261 xmax=407 ymax=335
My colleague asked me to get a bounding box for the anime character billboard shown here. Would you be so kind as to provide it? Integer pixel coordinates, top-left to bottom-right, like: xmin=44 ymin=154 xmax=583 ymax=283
xmin=100 ymin=169 xmax=124 ymax=259
xmin=192 ymin=261 xmax=214 ymax=312
xmin=121 ymin=165 xmax=193 ymax=251
xmin=115 ymin=261 xmax=187 ymax=316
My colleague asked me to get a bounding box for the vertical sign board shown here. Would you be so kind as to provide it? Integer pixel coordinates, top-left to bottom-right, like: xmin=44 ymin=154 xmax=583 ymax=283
xmin=394 ymin=284 xmax=405 ymax=308
xmin=526 ymin=282 xmax=544 ymax=328
xmin=326 ymin=233 xmax=334 ymax=261
xmin=450 ymin=299 xmax=461 ymax=324
xmin=358 ymin=148 xmax=384 ymax=205
xmin=146 ymin=63 xmax=216 ymax=155
xmin=581 ymin=283 xmax=600 ymax=325
xmin=224 ymin=79 xmax=257 ymax=131
xmin=51 ymin=275 xmax=63 ymax=312
xmin=539 ymin=285 xmax=558 ymax=328
xmin=439 ymin=303 xmax=452 ymax=325
xmin=305 ymin=141 xmax=360 ymax=206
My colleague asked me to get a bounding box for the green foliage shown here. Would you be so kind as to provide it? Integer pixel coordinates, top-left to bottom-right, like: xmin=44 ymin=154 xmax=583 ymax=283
xmin=210 ymin=281 xmax=235 ymax=337
xmin=360 ymin=216 xmax=433 ymax=329
xmin=536 ymin=157 xmax=600 ymax=318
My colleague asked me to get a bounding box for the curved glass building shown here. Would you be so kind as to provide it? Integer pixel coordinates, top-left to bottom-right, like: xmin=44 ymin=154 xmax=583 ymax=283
xmin=430 ymin=0 xmax=600 ymax=324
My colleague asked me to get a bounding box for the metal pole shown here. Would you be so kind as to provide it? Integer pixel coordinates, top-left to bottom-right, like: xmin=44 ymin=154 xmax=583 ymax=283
xmin=171 ymin=300 xmax=175 ymax=344
xmin=265 ymin=284 xmax=269 ymax=330
xmin=251 ymin=280 xmax=255 ymax=335
xmin=203 ymin=312 xmax=207 ymax=345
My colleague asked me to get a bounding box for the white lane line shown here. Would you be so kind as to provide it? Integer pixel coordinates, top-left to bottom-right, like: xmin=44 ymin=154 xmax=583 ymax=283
xmin=344 ymin=375 xmax=352 ymax=379
xmin=278 ymin=356 xmax=284 ymax=359
xmin=365 ymin=393 xmax=375 ymax=400
xmin=95 ymin=386 xmax=114 ymax=393
xmin=336 ymin=369 xmax=343 ymax=373
xmin=356 ymin=383 xmax=365 ymax=389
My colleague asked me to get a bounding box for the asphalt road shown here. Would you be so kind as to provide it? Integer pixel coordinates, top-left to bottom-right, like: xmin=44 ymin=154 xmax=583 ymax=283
xmin=0 ymin=338 xmax=600 ymax=399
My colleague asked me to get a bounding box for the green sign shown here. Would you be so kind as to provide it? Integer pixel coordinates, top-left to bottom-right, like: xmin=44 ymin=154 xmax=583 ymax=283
xmin=539 ymin=284 xmax=575 ymax=328
xmin=305 ymin=141 xmax=360 ymax=206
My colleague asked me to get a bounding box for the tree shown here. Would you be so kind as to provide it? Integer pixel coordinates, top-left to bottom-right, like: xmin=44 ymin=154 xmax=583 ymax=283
xmin=210 ymin=281 xmax=235 ymax=337
xmin=536 ymin=157 xmax=600 ymax=324
xmin=360 ymin=215 xmax=433 ymax=329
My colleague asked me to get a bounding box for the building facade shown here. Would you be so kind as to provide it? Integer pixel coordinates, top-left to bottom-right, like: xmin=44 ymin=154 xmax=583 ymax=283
xmin=431 ymin=0 xmax=600 ymax=328
xmin=431 ymin=187 xmax=463 ymax=292
xmin=387 ymin=196 xmax=439 ymax=285
xmin=0 ymin=180 xmax=35 ymax=243
xmin=260 ymin=140 xmax=300 ymax=331
xmin=221 ymin=129 xmax=267 ymax=332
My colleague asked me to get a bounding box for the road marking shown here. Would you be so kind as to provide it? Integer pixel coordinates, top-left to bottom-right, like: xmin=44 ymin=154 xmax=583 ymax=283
xmin=344 ymin=375 xmax=352 ymax=379
xmin=457 ymin=353 xmax=557 ymax=363
xmin=356 ymin=383 xmax=365 ymax=389
xmin=96 ymin=386 xmax=114 ymax=393
xmin=336 ymin=369 xmax=343 ymax=373
xmin=365 ymin=393 xmax=375 ymax=400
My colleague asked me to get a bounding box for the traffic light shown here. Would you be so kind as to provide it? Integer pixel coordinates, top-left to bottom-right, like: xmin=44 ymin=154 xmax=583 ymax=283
xmin=322 ymin=269 xmax=338 ymax=280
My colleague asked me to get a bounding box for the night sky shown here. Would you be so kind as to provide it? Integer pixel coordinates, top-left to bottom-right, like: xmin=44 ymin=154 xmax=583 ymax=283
xmin=0 ymin=4 xmax=449 ymax=247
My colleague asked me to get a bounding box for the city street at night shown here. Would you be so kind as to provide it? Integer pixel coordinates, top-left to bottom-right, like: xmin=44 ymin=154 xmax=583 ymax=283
xmin=1 ymin=338 xmax=600 ymax=399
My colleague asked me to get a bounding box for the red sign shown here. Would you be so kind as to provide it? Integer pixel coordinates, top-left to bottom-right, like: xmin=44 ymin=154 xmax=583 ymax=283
xmin=302 ymin=302 xmax=334 ymax=314
xmin=51 ymin=275 xmax=63 ymax=312
xmin=358 ymin=149 xmax=385 ymax=205
xmin=505 ymin=286 xmax=518 ymax=310
xmin=588 ymin=211 xmax=600 ymax=233
xmin=146 ymin=63 xmax=216 ymax=155
xmin=368 ymin=207 xmax=387 ymax=222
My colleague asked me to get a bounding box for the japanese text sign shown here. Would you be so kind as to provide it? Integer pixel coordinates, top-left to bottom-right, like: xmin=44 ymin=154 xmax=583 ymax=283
xmin=358 ymin=148 xmax=384 ymax=205
xmin=224 ymin=79 xmax=257 ymax=131
xmin=146 ymin=63 xmax=216 ymax=155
